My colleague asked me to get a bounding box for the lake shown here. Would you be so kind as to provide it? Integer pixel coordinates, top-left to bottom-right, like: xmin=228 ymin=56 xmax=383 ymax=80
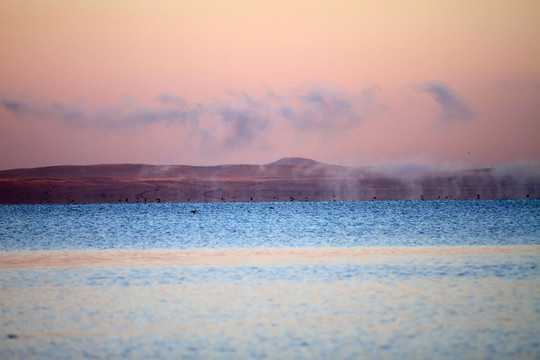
xmin=1 ymin=200 xmax=539 ymax=359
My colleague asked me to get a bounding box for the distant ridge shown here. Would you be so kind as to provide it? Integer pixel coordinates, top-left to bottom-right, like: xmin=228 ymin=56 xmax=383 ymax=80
xmin=268 ymin=157 xmax=324 ymax=166
xmin=0 ymin=158 xmax=538 ymax=203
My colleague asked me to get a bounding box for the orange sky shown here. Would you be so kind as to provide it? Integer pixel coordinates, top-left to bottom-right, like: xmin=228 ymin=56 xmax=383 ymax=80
xmin=1 ymin=0 xmax=539 ymax=169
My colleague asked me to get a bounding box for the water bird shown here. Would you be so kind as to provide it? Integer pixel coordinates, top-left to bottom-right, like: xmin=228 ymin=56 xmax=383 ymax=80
xmin=191 ymin=210 xmax=197 ymax=214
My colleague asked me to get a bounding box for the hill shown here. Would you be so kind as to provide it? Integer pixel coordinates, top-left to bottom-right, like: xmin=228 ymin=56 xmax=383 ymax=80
xmin=0 ymin=159 xmax=538 ymax=204
xmin=268 ymin=157 xmax=325 ymax=166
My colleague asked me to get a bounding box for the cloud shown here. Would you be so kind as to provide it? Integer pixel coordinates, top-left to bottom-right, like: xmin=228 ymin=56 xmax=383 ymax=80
xmin=357 ymin=86 xmax=387 ymax=117
xmin=210 ymin=92 xmax=271 ymax=150
xmin=420 ymin=82 xmax=475 ymax=125
xmin=1 ymin=95 xmax=51 ymax=118
xmin=156 ymin=93 xmax=189 ymax=107
xmin=0 ymin=93 xmax=199 ymax=128
xmin=1 ymin=85 xmax=375 ymax=152
xmin=282 ymin=86 xmax=362 ymax=130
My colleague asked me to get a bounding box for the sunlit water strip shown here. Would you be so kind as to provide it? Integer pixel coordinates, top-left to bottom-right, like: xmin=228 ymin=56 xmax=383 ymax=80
xmin=1 ymin=246 xmax=539 ymax=359
xmin=1 ymin=245 xmax=539 ymax=268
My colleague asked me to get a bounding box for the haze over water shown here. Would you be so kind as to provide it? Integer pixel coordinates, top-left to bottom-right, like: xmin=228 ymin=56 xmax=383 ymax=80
xmin=1 ymin=200 xmax=539 ymax=359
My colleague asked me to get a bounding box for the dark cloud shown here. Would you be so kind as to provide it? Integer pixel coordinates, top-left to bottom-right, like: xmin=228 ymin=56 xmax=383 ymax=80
xmin=420 ymin=82 xmax=475 ymax=125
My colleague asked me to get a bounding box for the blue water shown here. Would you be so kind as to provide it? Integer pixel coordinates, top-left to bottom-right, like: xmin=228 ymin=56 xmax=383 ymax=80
xmin=1 ymin=200 xmax=539 ymax=250
xmin=1 ymin=200 xmax=539 ymax=359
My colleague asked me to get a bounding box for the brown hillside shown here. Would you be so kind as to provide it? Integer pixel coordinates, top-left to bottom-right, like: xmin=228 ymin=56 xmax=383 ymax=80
xmin=0 ymin=158 xmax=538 ymax=204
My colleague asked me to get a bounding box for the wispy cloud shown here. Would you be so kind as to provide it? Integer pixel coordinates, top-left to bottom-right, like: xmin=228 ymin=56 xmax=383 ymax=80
xmin=1 ymin=86 xmax=375 ymax=151
xmin=419 ymin=82 xmax=475 ymax=126
xmin=210 ymin=91 xmax=271 ymax=150
xmin=2 ymin=95 xmax=54 ymax=119
xmin=0 ymin=94 xmax=199 ymax=128
xmin=283 ymin=86 xmax=362 ymax=130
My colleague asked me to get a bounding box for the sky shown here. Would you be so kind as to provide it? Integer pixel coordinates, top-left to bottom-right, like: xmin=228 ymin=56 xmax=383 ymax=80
xmin=1 ymin=0 xmax=539 ymax=170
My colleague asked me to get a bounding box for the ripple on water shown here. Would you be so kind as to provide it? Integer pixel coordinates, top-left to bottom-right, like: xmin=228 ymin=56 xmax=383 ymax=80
xmin=1 ymin=200 xmax=539 ymax=251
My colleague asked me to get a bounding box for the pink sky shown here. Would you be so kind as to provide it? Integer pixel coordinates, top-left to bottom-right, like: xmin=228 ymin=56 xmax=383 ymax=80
xmin=1 ymin=0 xmax=539 ymax=170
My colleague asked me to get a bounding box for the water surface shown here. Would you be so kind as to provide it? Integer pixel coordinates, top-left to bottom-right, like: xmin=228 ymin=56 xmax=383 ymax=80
xmin=1 ymin=200 xmax=539 ymax=359
xmin=1 ymin=200 xmax=539 ymax=251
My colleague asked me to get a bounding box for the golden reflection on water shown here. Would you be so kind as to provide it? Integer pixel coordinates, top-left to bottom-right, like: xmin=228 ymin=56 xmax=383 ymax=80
xmin=1 ymin=245 xmax=538 ymax=269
